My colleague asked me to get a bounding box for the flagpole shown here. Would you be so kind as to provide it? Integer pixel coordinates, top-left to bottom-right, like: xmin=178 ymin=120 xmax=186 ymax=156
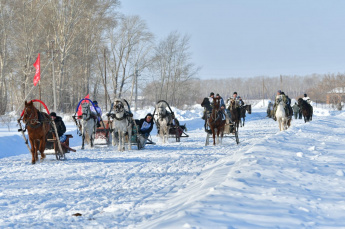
xmin=39 ymin=81 xmax=42 ymax=111
xmin=14 ymin=58 xmax=53 ymax=115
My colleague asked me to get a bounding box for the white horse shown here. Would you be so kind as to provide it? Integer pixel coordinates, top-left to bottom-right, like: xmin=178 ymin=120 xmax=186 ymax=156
xmin=155 ymin=101 xmax=172 ymax=143
xmin=275 ymin=95 xmax=289 ymax=131
xmin=111 ymin=99 xmax=132 ymax=151
xmin=81 ymin=102 xmax=97 ymax=149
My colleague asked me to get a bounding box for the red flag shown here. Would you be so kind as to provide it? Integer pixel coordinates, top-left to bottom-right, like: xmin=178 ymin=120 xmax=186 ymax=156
xmin=77 ymin=94 xmax=90 ymax=117
xmin=33 ymin=53 xmax=40 ymax=86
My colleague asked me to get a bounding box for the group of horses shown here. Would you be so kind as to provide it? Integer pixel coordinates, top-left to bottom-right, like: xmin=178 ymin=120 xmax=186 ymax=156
xmin=201 ymin=97 xmax=251 ymax=145
xmin=274 ymin=96 xmax=313 ymax=131
xmin=21 ymin=95 xmax=312 ymax=164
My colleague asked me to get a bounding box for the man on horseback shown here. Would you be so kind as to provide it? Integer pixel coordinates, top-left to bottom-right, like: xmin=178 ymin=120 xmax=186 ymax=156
xmin=273 ymin=90 xmax=288 ymax=121
xmin=281 ymin=92 xmax=293 ymax=118
xmin=209 ymin=92 xmax=215 ymax=106
xmin=216 ymin=93 xmax=225 ymax=107
xmin=303 ymin=93 xmax=313 ymax=115
xmin=90 ymin=100 xmax=102 ymax=127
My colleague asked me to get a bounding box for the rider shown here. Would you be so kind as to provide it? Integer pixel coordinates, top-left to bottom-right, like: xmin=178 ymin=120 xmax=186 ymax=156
xmin=273 ymin=90 xmax=288 ymax=120
xmin=209 ymin=92 xmax=215 ymax=107
xmin=238 ymin=96 xmax=245 ymax=107
xmin=50 ymin=112 xmax=66 ymax=143
xmin=216 ymin=93 xmax=225 ymax=107
xmin=139 ymin=113 xmax=154 ymax=138
xmin=281 ymin=92 xmax=292 ymax=117
xmin=231 ymin=92 xmax=241 ymax=108
xmin=302 ymin=93 xmax=313 ymax=117
xmin=90 ymin=100 xmax=102 ymax=127
xmin=303 ymin=93 xmax=311 ymax=104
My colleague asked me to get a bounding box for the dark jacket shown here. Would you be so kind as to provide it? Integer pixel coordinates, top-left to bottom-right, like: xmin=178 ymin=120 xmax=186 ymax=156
xmin=54 ymin=116 xmax=66 ymax=137
xmin=139 ymin=115 xmax=154 ymax=134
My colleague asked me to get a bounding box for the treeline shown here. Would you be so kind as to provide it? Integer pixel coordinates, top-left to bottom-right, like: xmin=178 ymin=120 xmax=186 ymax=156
xmin=1 ymin=1 xmax=344 ymax=115
xmin=0 ymin=0 xmax=198 ymax=114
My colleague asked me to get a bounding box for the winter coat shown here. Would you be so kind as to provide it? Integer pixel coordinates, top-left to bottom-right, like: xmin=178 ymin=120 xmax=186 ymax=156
xmin=292 ymin=103 xmax=300 ymax=113
xmin=54 ymin=116 xmax=66 ymax=137
xmin=90 ymin=105 xmax=102 ymax=122
xmin=275 ymin=94 xmax=288 ymax=105
xmin=139 ymin=115 xmax=154 ymax=134
xmin=303 ymin=96 xmax=311 ymax=104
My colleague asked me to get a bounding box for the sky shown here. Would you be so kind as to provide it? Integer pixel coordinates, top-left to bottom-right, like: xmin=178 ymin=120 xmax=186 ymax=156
xmin=120 ymin=0 xmax=345 ymax=79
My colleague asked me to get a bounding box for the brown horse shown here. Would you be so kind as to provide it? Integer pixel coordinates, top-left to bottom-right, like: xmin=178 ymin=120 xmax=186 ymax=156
xmin=22 ymin=101 xmax=52 ymax=164
xmin=208 ymin=97 xmax=226 ymax=145
xmin=298 ymin=98 xmax=313 ymax=123
xmin=229 ymin=99 xmax=241 ymax=133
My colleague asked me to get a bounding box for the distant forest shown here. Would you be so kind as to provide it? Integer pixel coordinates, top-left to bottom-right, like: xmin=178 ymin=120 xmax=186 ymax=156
xmin=0 ymin=1 xmax=344 ymax=115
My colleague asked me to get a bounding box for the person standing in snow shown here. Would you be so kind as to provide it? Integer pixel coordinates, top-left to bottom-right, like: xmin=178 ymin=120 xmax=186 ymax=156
xmin=292 ymin=102 xmax=300 ymax=119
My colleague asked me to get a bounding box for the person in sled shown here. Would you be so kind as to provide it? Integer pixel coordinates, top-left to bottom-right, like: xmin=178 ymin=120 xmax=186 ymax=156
xmin=139 ymin=113 xmax=154 ymax=138
xmin=50 ymin=112 xmax=76 ymax=152
xmin=90 ymin=100 xmax=102 ymax=127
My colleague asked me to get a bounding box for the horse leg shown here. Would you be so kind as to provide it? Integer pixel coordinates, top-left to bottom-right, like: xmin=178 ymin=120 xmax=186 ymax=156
xmin=243 ymin=117 xmax=245 ymax=127
xmin=212 ymin=128 xmax=216 ymax=146
xmin=118 ymin=130 xmax=122 ymax=151
xmin=128 ymin=128 xmax=132 ymax=151
xmin=39 ymin=138 xmax=47 ymax=162
xmin=29 ymin=138 xmax=36 ymax=164
xmin=81 ymin=134 xmax=85 ymax=150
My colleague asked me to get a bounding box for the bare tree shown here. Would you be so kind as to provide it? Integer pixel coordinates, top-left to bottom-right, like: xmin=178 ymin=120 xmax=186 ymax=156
xmin=145 ymin=31 xmax=199 ymax=107
xmin=107 ymin=15 xmax=153 ymax=101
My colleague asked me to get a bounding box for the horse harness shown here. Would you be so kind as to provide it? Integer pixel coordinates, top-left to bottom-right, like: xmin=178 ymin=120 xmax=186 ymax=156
xmin=22 ymin=108 xmax=52 ymax=135
xmin=113 ymin=101 xmax=133 ymax=126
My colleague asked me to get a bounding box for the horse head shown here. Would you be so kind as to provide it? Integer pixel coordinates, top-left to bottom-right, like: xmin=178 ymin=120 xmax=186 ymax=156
xmin=114 ymin=99 xmax=125 ymax=114
xmin=156 ymin=102 xmax=167 ymax=118
xmin=297 ymin=98 xmax=304 ymax=107
xmin=81 ymin=102 xmax=91 ymax=120
xmin=212 ymin=98 xmax=220 ymax=110
xmin=23 ymin=100 xmax=37 ymax=124
xmin=228 ymin=99 xmax=237 ymax=111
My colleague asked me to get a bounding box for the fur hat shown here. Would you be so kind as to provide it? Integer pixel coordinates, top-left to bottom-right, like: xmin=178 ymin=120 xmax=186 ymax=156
xmin=50 ymin=112 xmax=56 ymax=117
xmin=210 ymin=92 xmax=214 ymax=96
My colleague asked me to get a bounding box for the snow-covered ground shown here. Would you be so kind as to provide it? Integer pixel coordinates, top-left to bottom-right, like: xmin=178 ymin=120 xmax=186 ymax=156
xmin=1 ymin=101 xmax=345 ymax=228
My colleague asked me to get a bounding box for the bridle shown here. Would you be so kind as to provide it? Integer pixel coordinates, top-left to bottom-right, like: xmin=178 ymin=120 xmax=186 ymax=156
xmin=82 ymin=103 xmax=92 ymax=121
xmin=113 ymin=101 xmax=126 ymax=121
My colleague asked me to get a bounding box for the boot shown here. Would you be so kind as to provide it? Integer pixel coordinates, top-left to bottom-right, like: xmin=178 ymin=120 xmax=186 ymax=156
xmin=61 ymin=142 xmax=76 ymax=152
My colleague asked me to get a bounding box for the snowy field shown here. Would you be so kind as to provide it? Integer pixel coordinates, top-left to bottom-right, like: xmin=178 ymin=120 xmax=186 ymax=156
xmin=1 ymin=101 xmax=345 ymax=228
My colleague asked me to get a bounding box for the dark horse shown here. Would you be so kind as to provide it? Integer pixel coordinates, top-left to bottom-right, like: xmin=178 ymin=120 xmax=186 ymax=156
xmin=240 ymin=104 xmax=251 ymax=127
xmin=228 ymin=99 xmax=241 ymax=133
xmin=22 ymin=101 xmax=52 ymax=164
xmin=208 ymin=97 xmax=226 ymax=145
xmin=298 ymin=98 xmax=313 ymax=123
